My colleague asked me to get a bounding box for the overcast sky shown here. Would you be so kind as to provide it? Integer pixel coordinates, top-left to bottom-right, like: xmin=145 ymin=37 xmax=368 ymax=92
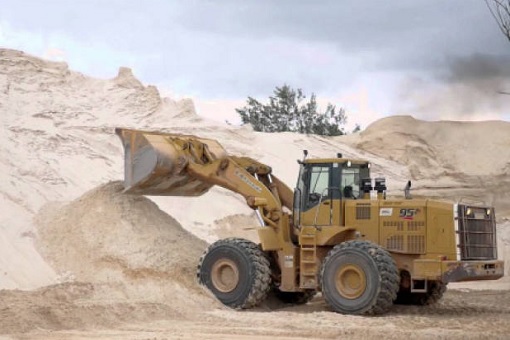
xmin=1 ymin=0 xmax=509 ymax=129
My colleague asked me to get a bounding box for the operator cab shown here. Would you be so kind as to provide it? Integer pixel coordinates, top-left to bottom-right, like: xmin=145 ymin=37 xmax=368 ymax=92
xmin=293 ymin=154 xmax=371 ymax=227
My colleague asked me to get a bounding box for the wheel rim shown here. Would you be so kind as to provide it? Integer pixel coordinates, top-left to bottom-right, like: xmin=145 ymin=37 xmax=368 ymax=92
xmin=335 ymin=264 xmax=367 ymax=299
xmin=211 ymin=258 xmax=239 ymax=293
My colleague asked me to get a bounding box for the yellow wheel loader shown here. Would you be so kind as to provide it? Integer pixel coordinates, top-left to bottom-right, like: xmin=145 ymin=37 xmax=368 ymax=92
xmin=116 ymin=128 xmax=504 ymax=315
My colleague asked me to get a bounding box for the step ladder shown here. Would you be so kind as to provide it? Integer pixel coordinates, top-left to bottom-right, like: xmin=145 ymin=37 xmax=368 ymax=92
xmin=299 ymin=232 xmax=318 ymax=289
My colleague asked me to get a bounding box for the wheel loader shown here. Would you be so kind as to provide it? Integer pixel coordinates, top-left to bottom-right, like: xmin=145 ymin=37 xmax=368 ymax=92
xmin=115 ymin=128 xmax=504 ymax=315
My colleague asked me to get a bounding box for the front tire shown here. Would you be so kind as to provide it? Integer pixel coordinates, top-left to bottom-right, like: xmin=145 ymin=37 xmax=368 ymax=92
xmin=320 ymin=240 xmax=399 ymax=315
xmin=197 ymin=238 xmax=271 ymax=309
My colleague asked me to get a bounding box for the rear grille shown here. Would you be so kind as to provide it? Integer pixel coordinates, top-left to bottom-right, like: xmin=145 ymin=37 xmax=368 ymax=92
xmin=407 ymin=221 xmax=425 ymax=231
xmin=386 ymin=235 xmax=404 ymax=251
xmin=408 ymin=235 xmax=425 ymax=253
xmin=457 ymin=205 xmax=497 ymax=260
xmin=383 ymin=220 xmax=404 ymax=231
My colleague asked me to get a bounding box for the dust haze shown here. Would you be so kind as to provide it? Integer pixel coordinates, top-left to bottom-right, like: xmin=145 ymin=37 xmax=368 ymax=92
xmin=395 ymin=54 xmax=510 ymax=120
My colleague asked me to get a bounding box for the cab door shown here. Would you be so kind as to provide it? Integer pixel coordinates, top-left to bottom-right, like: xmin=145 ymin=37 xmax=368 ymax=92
xmin=297 ymin=163 xmax=341 ymax=227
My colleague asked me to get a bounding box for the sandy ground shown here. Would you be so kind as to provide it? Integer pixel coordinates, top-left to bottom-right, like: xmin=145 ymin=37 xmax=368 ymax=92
xmin=1 ymin=282 xmax=509 ymax=339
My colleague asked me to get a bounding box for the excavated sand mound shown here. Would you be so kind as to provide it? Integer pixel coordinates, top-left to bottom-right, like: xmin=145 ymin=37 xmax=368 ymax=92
xmin=0 ymin=182 xmax=222 ymax=333
xmin=36 ymin=181 xmax=207 ymax=288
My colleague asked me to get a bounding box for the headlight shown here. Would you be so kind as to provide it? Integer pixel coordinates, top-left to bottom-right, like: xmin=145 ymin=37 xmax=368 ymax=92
xmin=486 ymin=208 xmax=491 ymax=216
xmin=466 ymin=208 xmax=472 ymax=216
xmin=347 ymin=160 xmax=351 ymax=167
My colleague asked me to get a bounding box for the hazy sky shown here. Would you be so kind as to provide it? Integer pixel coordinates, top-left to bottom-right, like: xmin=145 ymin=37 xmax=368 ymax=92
xmin=1 ymin=0 xmax=509 ymax=129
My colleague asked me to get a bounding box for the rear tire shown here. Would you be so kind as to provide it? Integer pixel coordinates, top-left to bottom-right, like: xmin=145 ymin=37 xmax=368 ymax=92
xmin=320 ymin=240 xmax=399 ymax=315
xmin=197 ymin=238 xmax=271 ymax=309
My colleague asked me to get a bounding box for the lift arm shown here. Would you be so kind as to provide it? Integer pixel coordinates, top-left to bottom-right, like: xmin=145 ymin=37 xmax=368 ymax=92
xmin=115 ymin=128 xmax=294 ymax=227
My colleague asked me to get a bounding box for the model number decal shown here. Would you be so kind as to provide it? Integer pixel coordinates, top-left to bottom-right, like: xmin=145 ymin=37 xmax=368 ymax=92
xmin=400 ymin=208 xmax=420 ymax=220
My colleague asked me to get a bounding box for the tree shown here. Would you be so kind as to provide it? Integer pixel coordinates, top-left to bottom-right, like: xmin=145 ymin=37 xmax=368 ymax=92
xmin=485 ymin=0 xmax=510 ymax=42
xmin=236 ymin=85 xmax=347 ymax=136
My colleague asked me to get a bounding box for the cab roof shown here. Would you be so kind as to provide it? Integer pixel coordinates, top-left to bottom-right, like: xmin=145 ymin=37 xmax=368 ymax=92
xmin=302 ymin=158 xmax=370 ymax=165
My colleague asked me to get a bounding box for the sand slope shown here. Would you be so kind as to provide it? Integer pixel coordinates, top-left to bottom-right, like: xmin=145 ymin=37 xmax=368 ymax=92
xmin=0 ymin=48 xmax=227 ymax=288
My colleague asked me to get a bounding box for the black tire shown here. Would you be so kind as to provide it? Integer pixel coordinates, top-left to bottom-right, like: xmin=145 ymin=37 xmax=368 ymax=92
xmin=395 ymin=275 xmax=447 ymax=306
xmin=272 ymin=289 xmax=317 ymax=305
xmin=320 ymin=240 xmax=400 ymax=315
xmin=423 ymin=281 xmax=447 ymax=305
xmin=197 ymin=238 xmax=271 ymax=309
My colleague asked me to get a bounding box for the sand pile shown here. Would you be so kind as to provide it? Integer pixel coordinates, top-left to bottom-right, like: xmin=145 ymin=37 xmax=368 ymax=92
xmin=0 ymin=181 xmax=222 ymax=333
xmin=35 ymin=181 xmax=209 ymax=290
xmin=353 ymin=116 xmax=510 ymax=179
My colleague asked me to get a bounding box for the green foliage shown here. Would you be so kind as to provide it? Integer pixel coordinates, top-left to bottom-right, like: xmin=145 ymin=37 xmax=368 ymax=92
xmin=236 ymin=85 xmax=347 ymax=136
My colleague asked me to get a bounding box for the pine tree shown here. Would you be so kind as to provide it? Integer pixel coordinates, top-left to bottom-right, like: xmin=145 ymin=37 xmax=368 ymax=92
xmin=236 ymin=85 xmax=346 ymax=136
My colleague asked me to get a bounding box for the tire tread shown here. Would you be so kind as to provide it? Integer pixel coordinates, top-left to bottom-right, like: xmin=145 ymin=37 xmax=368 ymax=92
xmin=197 ymin=237 xmax=271 ymax=309
xmin=320 ymin=240 xmax=400 ymax=315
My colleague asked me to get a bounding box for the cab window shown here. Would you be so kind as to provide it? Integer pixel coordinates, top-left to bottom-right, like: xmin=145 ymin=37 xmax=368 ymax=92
xmin=341 ymin=164 xmax=370 ymax=199
xmin=306 ymin=165 xmax=330 ymax=208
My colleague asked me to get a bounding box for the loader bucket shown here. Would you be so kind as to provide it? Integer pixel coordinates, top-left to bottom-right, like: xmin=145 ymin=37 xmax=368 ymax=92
xmin=115 ymin=128 xmax=227 ymax=196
